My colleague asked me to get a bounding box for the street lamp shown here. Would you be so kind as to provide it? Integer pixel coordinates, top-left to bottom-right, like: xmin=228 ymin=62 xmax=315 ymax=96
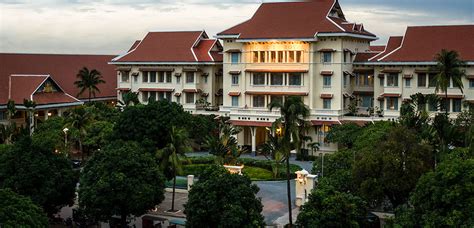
xmin=63 ymin=128 xmax=69 ymax=149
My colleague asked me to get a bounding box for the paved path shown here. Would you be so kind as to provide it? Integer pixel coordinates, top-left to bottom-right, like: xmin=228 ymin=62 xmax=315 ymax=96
xmin=255 ymin=180 xmax=298 ymax=226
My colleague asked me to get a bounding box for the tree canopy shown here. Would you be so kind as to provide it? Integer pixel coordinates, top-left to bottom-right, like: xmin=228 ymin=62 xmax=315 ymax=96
xmin=184 ymin=166 xmax=264 ymax=228
xmin=79 ymin=141 xmax=165 ymax=227
xmin=0 ymin=188 xmax=49 ymax=227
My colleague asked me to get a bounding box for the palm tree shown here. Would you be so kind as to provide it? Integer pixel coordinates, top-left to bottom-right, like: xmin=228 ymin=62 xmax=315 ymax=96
xmin=74 ymin=67 xmax=105 ymax=102
xmin=120 ymin=92 xmax=140 ymax=107
xmin=6 ymin=100 xmax=16 ymax=121
xmin=65 ymin=107 xmax=93 ymax=160
xmin=261 ymin=130 xmax=287 ymax=178
xmin=157 ymin=126 xmax=191 ymax=212
xmin=205 ymin=119 xmax=243 ymax=165
xmin=269 ymin=96 xmax=310 ymax=227
xmin=433 ymin=49 xmax=466 ymax=115
xmin=23 ymin=99 xmax=36 ymax=136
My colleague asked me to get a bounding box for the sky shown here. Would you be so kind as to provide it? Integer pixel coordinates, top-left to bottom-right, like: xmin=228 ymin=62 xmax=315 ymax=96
xmin=0 ymin=0 xmax=472 ymax=55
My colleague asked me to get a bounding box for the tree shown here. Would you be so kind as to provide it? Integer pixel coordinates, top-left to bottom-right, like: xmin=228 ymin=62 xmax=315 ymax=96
xmin=205 ymin=118 xmax=243 ymax=165
xmin=157 ymin=126 xmax=191 ymax=212
xmin=23 ymin=99 xmax=36 ymax=135
xmin=326 ymin=123 xmax=362 ymax=149
xmin=260 ymin=132 xmax=286 ymax=178
xmin=353 ymin=126 xmax=433 ymax=209
xmin=296 ymin=179 xmax=367 ymax=228
xmin=433 ymin=49 xmax=466 ymax=114
xmin=79 ymin=141 xmax=165 ymax=227
xmin=269 ymin=96 xmax=310 ymax=227
xmin=184 ymin=166 xmax=264 ymax=228
xmin=74 ymin=67 xmax=105 ymax=102
xmin=65 ymin=106 xmax=93 ymax=160
xmin=83 ymin=120 xmax=114 ymax=153
xmin=311 ymin=149 xmax=355 ymax=192
xmin=0 ymin=136 xmax=77 ymax=217
xmin=394 ymin=158 xmax=474 ymax=227
xmin=120 ymin=92 xmax=140 ymax=107
xmin=0 ymin=188 xmax=49 ymax=227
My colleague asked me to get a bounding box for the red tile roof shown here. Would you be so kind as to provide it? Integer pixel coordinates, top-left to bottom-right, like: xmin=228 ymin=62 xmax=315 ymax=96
xmin=369 ymin=45 xmax=385 ymax=52
xmin=377 ymin=25 xmax=474 ymax=62
xmin=0 ymin=53 xmax=117 ymax=105
xmin=354 ymin=52 xmax=378 ymax=62
xmin=359 ymin=36 xmax=404 ymax=62
xmin=217 ymin=0 xmax=375 ymax=39
xmin=128 ymin=40 xmax=141 ymax=52
xmin=113 ymin=31 xmax=222 ymax=63
xmin=33 ymin=92 xmax=79 ymax=105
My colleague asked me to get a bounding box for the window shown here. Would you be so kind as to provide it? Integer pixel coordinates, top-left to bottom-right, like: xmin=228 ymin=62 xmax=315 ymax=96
xmin=387 ymin=97 xmax=399 ymax=110
xmin=441 ymin=99 xmax=450 ymax=112
xmin=453 ymin=99 xmax=462 ymax=112
xmin=270 ymin=51 xmax=276 ymax=63
xmin=121 ymin=71 xmax=129 ymax=82
xmin=323 ymin=76 xmax=331 ymax=87
xmin=405 ymin=78 xmax=411 ymax=87
xmin=259 ymin=51 xmax=266 ymax=63
xmin=361 ymin=96 xmax=373 ymax=107
xmin=343 ymin=74 xmax=348 ymax=87
xmin=158 ymin=72 xmax=165 ymax=83
xmin=252 ymin=51 xmax=259 ymax=63
xmin=142 ymin=72 xmax=149 ymax=83
xmin=0 ymin=111 xmax=5 ymax=120
xmin=277 ymin=51 xmax=284 ymax=63
xmin=289 ymin=73 xmax=302 ymax=86
xmin=288 ymin=51 xmax=295 ymax=63
xmin=271 ymin=95 xmax=283 ymax=105
xmin=428 ymin=73 xmax=437 ymax=87
xmin=386 ymin=73 xmax=398 ymax=87
xmin=185 ymin=93 xmax=194 ymax=104
xmin=253 ymin=73 xmax=265 ymax=85
xmin=133 ymin=75 xmax=138 ymax=83
xmin=231 ymin=75 xmax=239 ymax=85
xmin=428 ymin=102 xmax=437 ymax=111
xmin=380 ymin=100 xmax=384 ymax=111
xmin=270 ymin=73 xmax=283 ymax=85
xmin=231 ymin=53 xmax=240 ymax=64
xmin=158 ymin=92 xmax=165 ymax=101
xmin=356 ymin=73 xmax=373 ymax=87
xmin=470 ymin=79 xmax=474 ymax=88
xmin=343 ymin=52 xmax=347 ymax=63
xmin=253 ymin=95 xmax=265 ymax=107
xmin=418 ymin=73 xmax=426 ymax=87
xmin=322 ymin=52 xmax=332 ymax=63
xmin=176 ymin=76 xmax=181 ymax=84
xmin=148 ymin=91 xmax=156 ymax=102
xmin=186 ymin=72 xmax=194 ymax=83
xmin=231 ymin=96 xmax=239 ymax=107
xmin=149 ymin=72 xmax=157 ymax=83
xmin=176 ymin=96 xmax=180 ymax=104
xmin=166 ymin=72 xmax=172 ymax=83
xmin=295 ymin=51 xmax=302 ymax=63
xmin=142 ymin=91 xmax=148 ymax=102
xmin=203 ymin=76 xmax=208 ymax=83
xmin=323 ymin=99 xmax=331 ymax=109
xmin=379 ymin=77 xmax=384 ymax=86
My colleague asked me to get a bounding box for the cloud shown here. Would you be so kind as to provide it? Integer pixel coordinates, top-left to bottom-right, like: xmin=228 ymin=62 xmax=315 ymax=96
xmin=0 ymin=0 xmax=472 ymax=54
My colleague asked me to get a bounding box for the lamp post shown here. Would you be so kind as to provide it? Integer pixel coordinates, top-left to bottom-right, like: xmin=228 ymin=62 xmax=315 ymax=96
xmin=63 ymin=128 xmax=69 ymax=151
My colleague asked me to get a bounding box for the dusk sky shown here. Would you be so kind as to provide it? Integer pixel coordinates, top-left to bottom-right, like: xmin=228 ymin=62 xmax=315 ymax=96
xmin=0 ymin=0 xmax=472 ymax=55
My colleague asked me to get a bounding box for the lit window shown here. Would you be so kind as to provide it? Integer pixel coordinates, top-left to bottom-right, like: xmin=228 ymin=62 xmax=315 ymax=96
xmin=418 ymin=73 xmax=426 ymax=87
xmin=253 ymin=95 xmax=265 ymax=107
xmin=270 ymin=73 xmax=283 ymax=85
xmin=387 ymin=97 xmax=399 ymax=110
xmin=386 ymin=73 xmax=398 ymax=87
xmin=323 ymin=76 xmax=331 ymax=87
xmin=323 ymin=99 xmax=331 ymax=109
xmin=253 ymin=51 xmax=259 ymax=63
xmin=232 ymin=75 xmax=239 ymax=85
xmin=270 ymin=51 xmax=276 ymax=63
xmin=277 ymin=51 xmax=284 ymax=63
xmin=231 ymin=96 xmax=239 ymax=107
xmin=289 ymin=73 xmax=302 ymax=86
xmin=186 ymin=93 xmax=194 ymax=104
xmin=259 ymin=51 xmax=266 ymax=63
xmin=231 ymin=53 xmax=240 ymax=64
xmin=296 ymin=51 xmax=302 ymax=63
xmin=253 ymin=73 xmax=265 ymax=85
xmin=186 ymin=72 xmax=194 ymax=83
xmin=288 ymin=51 xmax=295 ymax=63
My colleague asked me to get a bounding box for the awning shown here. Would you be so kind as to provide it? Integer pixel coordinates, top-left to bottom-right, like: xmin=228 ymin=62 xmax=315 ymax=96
xmin=352 ymin=91 xmax=374 ymax=95
xmin=318 ymin=48 xmax=336 ymax=52
xmin=182 ymin=89 xmax=201 ymax=93
xmin=466 ymin=75 xmax=474 ymax=79
xmin=380 ymin=93 xmax=401 ymax=97
xmin=311 ymin=120 xmax=340 ymax=126
xmin=183 ymin=67 xmax=199 ymax=72
xmin=131 ymin=72 xmax=139 ymax=76
xmin=381 ymin=69 xmax=401 ymax=73
xmin=377 ymin=96 xmax=384 ymax=101
xmin=138 ymin=88 xmax=174 ymax=92
xmin=245 ymin=91 xmax=309 ymax=96
xmin=225 ymin=49 xmax=242 ymax=53
xmin=228 ymin=92 xmax=241 ymax=96
xmin=414 ymin=69 xmax=438 ymax=73
xmin=403 ymin=74 xmax=413 ymax=79
xmin=230 ymin=120 xmax=272 ymax=127
xmin=116 ymin=88 xmax=131 ymax=91
xmin=174 ymin=93 xmax=181 ymax=97
xmin=229 ymin=71 xmax=241 ymax=75
xmin=352 ymin=69 xmax=373 ymax=73
xmin=320 ymin=93 xmax=333 ymax=99
xmin=436 ymin=94 xmax=464 ymax=99
xmin=116 ymin=66 xmax=131 ymax=71
xmin=174 ymin=73 xmax=182 ymax=77
xmin=343 ymin=71 xmax=355 ymax=77
xmin=320 ymin=71 xmax=333 ymax=76
xmin=138 ymin=67 xmax=174 ymax=72
xmin=343 ymin=48 xmax=354 ymax=54
xmin=245 ymin=69 xmax=308 ymax=73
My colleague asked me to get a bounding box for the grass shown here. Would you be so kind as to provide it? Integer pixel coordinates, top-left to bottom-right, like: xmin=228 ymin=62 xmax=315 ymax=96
xmin=242 ymin=166 xmax=273 ymax=181
xmin=165 ymin=176 xmax=188 ymax=189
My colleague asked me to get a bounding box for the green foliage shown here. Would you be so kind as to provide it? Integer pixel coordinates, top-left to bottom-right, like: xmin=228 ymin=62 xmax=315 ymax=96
xmin=0 ymin=136 xmax=77 ymax=216
xmin=184 ymin=165 xmax=264 ymax=228
xmin=0 ymin=188 xmax=49 ymax=227
xmin=79 ymin=141 xmax=165 ymax=226
xmin=205 ymin=119 xmax=244 ymax=165
xmin=394 ymin=158 xmax=474 ymax=227
xmin=312 ymin=149 xmax=355 ymax=192
xmin=74 ymin=67 xmax=105 ymax=101
xmin=83 ymin=120 xmax=114 ymax=152
xmin=260 ymin=133 xmax=287 ymax=177
xmin=113 ymin=100 xmax=191 ymax=151
xmin=120 ymin=92 xmax=140 ymax=107
xmin=297 ymin=179 xmax=367 ymax=228
xmin=32 ymin=117 xmax=66 ymax=152
xmin=242 ymin=166 xmax=273 ymax=181
xmin=187 ymin=114 xmax=218 ymax=147
xmin=326 ymin=123 xmax=362 ymax=149
xmin=353 ymin=126 xmax=433 ymax=209
xmin=85 ymin=102 xmax=120 ymax=122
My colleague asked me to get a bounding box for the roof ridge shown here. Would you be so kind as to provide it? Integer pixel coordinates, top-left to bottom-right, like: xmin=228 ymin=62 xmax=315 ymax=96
xmin=0 ymin=53 xmax=116 ymax=56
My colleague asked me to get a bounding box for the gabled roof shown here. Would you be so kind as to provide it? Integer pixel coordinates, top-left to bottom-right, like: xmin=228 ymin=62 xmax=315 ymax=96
xmin=0 ymin=53 xmax=117 ymax=105
xmin=112 ymin=31 xmax=223 ymax=63
xmin=374 ymin=25 xmax=474 ymax=62
xmin=366 ymin=36 xmax=404 ymax=62
xmin=369 ymin=45 xmax=386 ymax=53
xmin=128 ymin=40 xmax=141 ymax=52
xmin=6 ymin=74 xmax=81 ymax=106
xmin=217 ymin=0 xmax=376 ymax=40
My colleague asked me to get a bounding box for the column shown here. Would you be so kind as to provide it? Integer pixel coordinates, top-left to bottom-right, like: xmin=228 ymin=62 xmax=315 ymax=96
xmin=250 ymin=126 xmax=256 ymax=156
xmin=44 ymin=110 xmax=49 ymax=121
